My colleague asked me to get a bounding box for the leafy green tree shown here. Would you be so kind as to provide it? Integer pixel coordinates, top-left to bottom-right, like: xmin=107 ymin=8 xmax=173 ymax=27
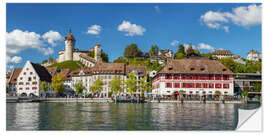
xmin=139 ymin=76 xmax=151 ymax=97
xmin=50 ymin=73 xmax=65 ymax=94
xmin=40 ymin=81 xmax=49 ymax=92
xmin=110 ymin=76 xmax=123 ymax=94
xmin=174 ymin=52 xmax=185 ymax=59
xmin=42 ymin=60 xmax=48 ymax=64
xmin=88 ymin=51 xmax=95 ymax=58
xmin=214 ymin=90 xmax=222 ymax=100
xmin=177 ymin=44 xmax=185 ymax=54
xmin=74 ymin=80 xmax=85 ymax=95
xmin=253 ymin=83 xmax=261 ymax=92
xmin=90 ymin=77 xmax=104 ymax=95
xmin=49 ymin=56 xmax=54 ymax=63
xmin=101 ymin=52 xmax=109 ymax=62
xmin=113 ymin=56 xmax=128 ymax=63
xmin=124 ymin=44 xmax=140 ymax=58
xmin=149 ymin=45 xmax=159 ymax=56
xmin=125 ymin=72 xmax=138 ymax=95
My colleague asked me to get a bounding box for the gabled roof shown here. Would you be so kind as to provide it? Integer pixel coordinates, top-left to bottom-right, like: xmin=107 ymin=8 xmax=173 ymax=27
xmin=212 ymin=50 xmax=233 ymax=55
xmin=126 ymin=65 xmax=147 ymax=77
xmin=158 ymin=58 xmax=233 ymax=75
xmin=248 ymin=50 xmax=260 ymax=55
xmin=31 ymin=62 xmax=52 ymax=82
xmin=9 ymin=68 xmax=22 ymax=85
xmin=79 ymin=54 xmax=96 ymax=63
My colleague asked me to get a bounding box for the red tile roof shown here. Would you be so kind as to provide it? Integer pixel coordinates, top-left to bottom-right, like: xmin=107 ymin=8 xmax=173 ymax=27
xmin=9 ymin=68 xmax=22 ymax=85
xmin=248 ymin=50 xmax=260 ymax=55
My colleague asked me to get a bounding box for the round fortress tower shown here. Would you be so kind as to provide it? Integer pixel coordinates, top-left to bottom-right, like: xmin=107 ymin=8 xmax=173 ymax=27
xmin=64 ymin=29 xmax=76 ymax=61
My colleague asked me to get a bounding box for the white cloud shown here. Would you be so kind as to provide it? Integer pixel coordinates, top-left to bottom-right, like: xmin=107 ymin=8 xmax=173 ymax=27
xmin=117 ymin=20 xmax=146 ymax=36
xmin=198 ymin=43 xmax=215 ymax=51
xmin=10 ymin=56 xmax=22 ymax=63
xmin=87 ymin=25 xmax=102 ymax=35
xmin=154 ymin=5 xmax=160 ymax=12
xmin=183 ymin=44 xmax=197 ymax=51
xmin=42 ymin=30 xmax=63 ymax=46
xmin=200 ymin=4 xmax=261 ymax=32
xmin=170 ymin=40 xmax=179 ymax=46
xmin=6 ymin=29 xmax=58 ymax=64
xmin=8 ymin=65 xmax=14 ymax=70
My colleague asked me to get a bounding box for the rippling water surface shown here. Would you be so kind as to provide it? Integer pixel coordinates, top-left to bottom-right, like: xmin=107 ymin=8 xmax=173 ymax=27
xmin=7 ymin=102 xmax=241 ymax=130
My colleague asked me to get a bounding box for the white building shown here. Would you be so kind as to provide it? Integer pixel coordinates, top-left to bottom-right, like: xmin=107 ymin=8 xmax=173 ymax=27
xmin=152 ymin=58 xmax=234 ymax=97
xmin=57 ymin=30 xmax=102 ymax=66
xmin=8 ymin=68 xmax=22 ymax=96
xmin=16 ymin=61 xmax=52 ymax=97
xmin=158 ymin=49 xmax=173 ymax=58
xmin=247 ymin=50 xmax=262 ymax=61
xmin=71 ymin=63 xmax=147 ymax=97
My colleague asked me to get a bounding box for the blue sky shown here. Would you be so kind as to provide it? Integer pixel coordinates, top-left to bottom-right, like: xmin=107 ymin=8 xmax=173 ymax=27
xmin=6 ymin=3 xmax=261 ymax=70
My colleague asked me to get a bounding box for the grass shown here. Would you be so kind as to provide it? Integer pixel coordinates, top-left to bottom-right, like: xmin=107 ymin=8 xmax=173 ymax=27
xmin=48 ymin=60 xmax=84 ymax=71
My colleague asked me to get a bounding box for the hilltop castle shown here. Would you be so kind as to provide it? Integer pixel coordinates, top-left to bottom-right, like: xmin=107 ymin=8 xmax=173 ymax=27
xmin=56 ymin=29 xmax=102 ymax=64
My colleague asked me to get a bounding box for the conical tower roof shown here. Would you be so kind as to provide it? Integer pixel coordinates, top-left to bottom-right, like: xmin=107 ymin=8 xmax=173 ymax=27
xmin=65 ymin=29 xmax=76 ymax=41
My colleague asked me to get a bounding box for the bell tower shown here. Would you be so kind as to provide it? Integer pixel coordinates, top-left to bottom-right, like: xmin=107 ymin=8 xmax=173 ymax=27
xmin=64 ymin=29 xmax=76 ymax=61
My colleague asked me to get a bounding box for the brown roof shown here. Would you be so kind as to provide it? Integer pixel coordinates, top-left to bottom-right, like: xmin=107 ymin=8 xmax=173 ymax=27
xmin=6 ymin=72 xmax=11 ymax=79
xmin=126 ymin=65 xmax=147 ymax=77
xmin=31 ymin=63 xmax=52 ymax=82
xmin=79 ymin=54 xmax=96 ymax=63
xmin=212 ymin=50 xmax=233 ymax=55
xmin=248 ymin=50 xmax=260 ymax=55
xmin=158 ymin=58 xmax=233 ymax=75
xmin=9 ymin=68 xmax=22 ymax=85
xmin=91 ymin=63 xmax=126 ymax=75
xmin=46 ymin=67 xmax=59 ymax=76
xmin=60 ymin=69 xmax=72 ymax=81
xmin=233 ymin=55 xmax=241 ymax=59
xmin=65 ymin=32 xmax=76 ymax=41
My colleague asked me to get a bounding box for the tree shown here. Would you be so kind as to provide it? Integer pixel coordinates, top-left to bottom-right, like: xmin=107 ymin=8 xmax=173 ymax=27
xmin=149 ymin=45 xmax=159 ymax=56
xmin=101 ymin=52 xmax=109 ymax=62
xmin=42 ymin=60 xmax=48 ymax=64
xmin=74 ymin=80 xmax=85 ymax=96
xmin=124 ymin=44 xmax=140 ymax=58
xmin=177 ymin=44 xmax=185 ymax=54
xmin=253 ymin=83 xmax=261 ymax=92
xmin=139 ymin=76 xmax=151 ymax=97
xmin=49 ymin=56 xmax=54 ymax=63
xmin=113 ymin=56 xmax=128 ymax=63
xmin=110 ymin=76 xmax=123 ymax=94
xmin=40 ymin=81 xmax=49 ymax=96
xmin=90 ymin=77 xmax=104 ymax=96
xmin=50 ymin=73 xmax=65 ymax=94
xmin=125 ymin=72 xmax=138 ymax=95
xmin=174 ymin=52 xmax=185 ymax=59
xmin=214 ymin=90 xmax=222 ymax=100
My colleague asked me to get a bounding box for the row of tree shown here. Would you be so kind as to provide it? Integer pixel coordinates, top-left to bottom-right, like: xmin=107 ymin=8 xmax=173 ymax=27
xmin=40 ymin=72 xmax=151 ymax=98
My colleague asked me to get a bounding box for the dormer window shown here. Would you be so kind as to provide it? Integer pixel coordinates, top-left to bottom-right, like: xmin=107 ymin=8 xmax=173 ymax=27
xmin=200 ymin=67 xmax=205 ymax=71
xmin=190 ymin=67 xmax=195 ymax=71
xmin=222 ymin=68 xmax=227 ymax=71
xmin=168 ymin=65 xmax=173 ymax=70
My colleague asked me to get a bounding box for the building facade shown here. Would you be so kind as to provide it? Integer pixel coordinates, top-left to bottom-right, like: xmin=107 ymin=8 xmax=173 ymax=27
xmin=234 ymin=73 xmax=261 ymax=95
xmin=8 ymin=68 xmax=22 ymax=96
xmin=152 ymin=58 xmax=234 ymax=97
xmin=212 ymin=50 xmax=233 ymax=59
xmin=247 ymin=50 xmax=262 ymax=61
xmin=71 ymin=63 xmax=147 ymax=97
xmin=16 ymin=61 xmax=52 ymax=97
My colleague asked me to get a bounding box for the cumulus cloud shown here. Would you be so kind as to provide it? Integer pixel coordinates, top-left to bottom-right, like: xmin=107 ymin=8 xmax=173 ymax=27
xmin=118 ymin=20 xmax=146 ymax=36
xmin=87 ymin=25 xmax=102 ymax=35
xmin=198 ymin=43 xmax=215 ymax=51
xmin=170 ymin=40 xmax=179 ymax=46
xmin=42 ymin=30 xmax=63 ymax=46
xmin=200 ymin=4 xmax=261 ymax=32
xmin=6 ymin=29 xmax=61 ymax=64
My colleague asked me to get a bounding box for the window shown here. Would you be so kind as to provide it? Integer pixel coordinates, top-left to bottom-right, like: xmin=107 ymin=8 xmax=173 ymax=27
xmin=174 ymin=83 xmax=180 ymax=88
xmin=26 ymin=87 xmax=29 ymax=90
xmin=182 ymin=83 xmax=186 ymax=88
xmin=223 ymin=84 xmax=230 ymax=89
xmin=209 ymin=83 xmax=214 ymax=88
xmin=223 ymin=75 xmax=229 ymax=80
xmin=28 ymin=77 xmax=32 ymax=81
xmin=192 ymin=83 xmax=195 ymax=88
xmin=33 ymin=77 xmax=36 ymax=80
xmin=23 ymin=72 xmax=26 ymax=75
xmin=26 ymin=82 xmax=30 ymax=85
xmin=203 ymin=83 xmax=208 ymax=88
xmin=20 ymin=77 xmax=23 ymax=80
xmin=166 ymin=83 xmax=172 ymax=88
xmin=210 ymin=75 xmax=214 ymax=80
xmin=181 ymin=75 xmax=186 ymax=79
xmin=173 ymin=75 xmax=179 ymax=80
xmin=215 ymin=83 xmax=222 ymax=88
xmin=192 ymin=75 xmax=197 ymax=80
xmin=196 ymin=83 xmax=200 ymax=88
xmin=30 ymin=72 xmax=33 ymax=75
xmin=32 ymin=82 xmax=37 ymax=85
xmin=165 ymin=75 xmax=172 ymax=79
xmin=32 ymin=87 xmax=37 ymax=90
xmin=19 ymin=82 xmax=23 ymax=85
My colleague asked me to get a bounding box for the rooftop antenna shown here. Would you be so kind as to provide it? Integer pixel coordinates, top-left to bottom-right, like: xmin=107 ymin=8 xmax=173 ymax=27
xmin=69 ymin=27 xmax=72 ymax=34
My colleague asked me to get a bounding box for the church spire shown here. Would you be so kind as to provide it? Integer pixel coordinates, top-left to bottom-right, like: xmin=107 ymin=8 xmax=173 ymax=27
xmin=65 ymin=28 xmax=76 ymax=41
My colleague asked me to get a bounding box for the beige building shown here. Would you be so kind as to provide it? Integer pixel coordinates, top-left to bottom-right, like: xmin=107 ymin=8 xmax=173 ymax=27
xmin=57 ymin=30 xmax=102 ymax=67
xmin=212 ymin=50 xmax=233 ymax=59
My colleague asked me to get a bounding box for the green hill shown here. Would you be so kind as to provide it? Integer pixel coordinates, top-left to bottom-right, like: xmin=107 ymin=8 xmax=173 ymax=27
xmin=48 ymin=60 xmax=84 ymax=71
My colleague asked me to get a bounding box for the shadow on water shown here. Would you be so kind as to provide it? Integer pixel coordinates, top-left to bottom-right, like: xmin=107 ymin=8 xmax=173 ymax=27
xmin=6 ymin=102 xmax=243 ymax=131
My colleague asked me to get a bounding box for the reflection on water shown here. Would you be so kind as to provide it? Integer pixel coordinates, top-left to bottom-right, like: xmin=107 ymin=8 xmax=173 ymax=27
xmin=7 ymin=102 xmax=241 ymax=130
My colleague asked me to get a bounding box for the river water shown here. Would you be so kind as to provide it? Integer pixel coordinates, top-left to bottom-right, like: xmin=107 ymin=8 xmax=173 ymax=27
xmin=6 ymin=102 xmax=256 ymax=130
